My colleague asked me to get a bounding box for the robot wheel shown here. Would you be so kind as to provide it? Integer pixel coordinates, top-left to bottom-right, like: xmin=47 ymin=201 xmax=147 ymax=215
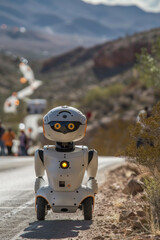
xmin=36 ymin=197 xmax=48 ymax=221
xmin=82 ymin=197 xmax=93 ymax=220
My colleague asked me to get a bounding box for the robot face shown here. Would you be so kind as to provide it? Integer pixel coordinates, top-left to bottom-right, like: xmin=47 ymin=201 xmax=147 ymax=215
xmin=49 ymin=121 xmax=82 ymax=134
xmin=43 ymin=106 xmax=87 ymax=142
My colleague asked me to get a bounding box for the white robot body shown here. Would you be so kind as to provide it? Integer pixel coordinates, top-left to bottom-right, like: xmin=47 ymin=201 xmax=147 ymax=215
xmin=43 ymin=145 xmax=88 ymax=192
xmin=34 ymin=106 xmax=98 ymax=220
xmin=35 ymin=145 xmax=97 ymax=213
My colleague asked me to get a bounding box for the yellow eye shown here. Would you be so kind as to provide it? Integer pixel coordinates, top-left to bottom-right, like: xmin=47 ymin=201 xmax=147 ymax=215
xmin=54 ymin=123 xmax=61 ymax=130
xmin=68 ymin=123 xmax=75 ymax=130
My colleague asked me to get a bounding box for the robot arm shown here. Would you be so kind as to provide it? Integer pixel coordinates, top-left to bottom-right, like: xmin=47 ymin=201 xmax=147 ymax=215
xmin=87 ymin=150 xmax=98 ymax=194
xmin=34 ymin=149 xmax=45 ymax=193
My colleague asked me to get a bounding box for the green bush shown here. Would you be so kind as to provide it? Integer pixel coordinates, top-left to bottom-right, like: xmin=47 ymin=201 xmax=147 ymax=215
xmin=144 ymin=177 xmax=160 ymax=231
xmin=83 ymin=83 xmax=125 ymax=105
xmin=126 ymin=102 xmax=160 ymax=172
xmin=126 ymin=101 xmax=160 ymax=232
xmin=135 ymin=38 xmax=160 ymax=88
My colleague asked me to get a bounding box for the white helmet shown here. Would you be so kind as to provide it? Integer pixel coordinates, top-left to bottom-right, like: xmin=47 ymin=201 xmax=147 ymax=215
xmin=43 ymin=106 xmax=87 ymax=142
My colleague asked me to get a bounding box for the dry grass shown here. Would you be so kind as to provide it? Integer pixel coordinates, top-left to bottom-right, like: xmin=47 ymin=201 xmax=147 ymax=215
xmin=85 ymin=119 xmax=132 ymax=156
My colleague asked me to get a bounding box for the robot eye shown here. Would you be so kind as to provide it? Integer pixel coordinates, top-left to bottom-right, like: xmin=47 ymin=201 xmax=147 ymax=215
xmin=68 ymin=123 xmax=75 ymax=130
xmin=54 ymin=123 xmax=61 ymax=130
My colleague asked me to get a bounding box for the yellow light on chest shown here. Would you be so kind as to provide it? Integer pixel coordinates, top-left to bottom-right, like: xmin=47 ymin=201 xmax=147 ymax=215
xmin=60 ymin=161 xmax=69 ymax=169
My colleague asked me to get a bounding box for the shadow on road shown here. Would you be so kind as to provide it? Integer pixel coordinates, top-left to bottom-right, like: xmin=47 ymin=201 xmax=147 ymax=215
xmin=21 ymin=220 xmax=92 ymax=239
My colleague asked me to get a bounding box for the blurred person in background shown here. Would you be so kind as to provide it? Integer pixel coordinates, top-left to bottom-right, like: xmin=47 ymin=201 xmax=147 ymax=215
xmin=136 ymin=106 xmax=152 ymax=126
xmin=26 ymin=127 xmax=33 ymax=154
xmin=0 ymin=121 xmax=5 ymax=156
xmin=136 ymin=106 xmax=153 ymax=148
xmin=2 ymin=128 xmax=16 ymax=156
xmin=19 ymin=130 xmax=28 ymax=156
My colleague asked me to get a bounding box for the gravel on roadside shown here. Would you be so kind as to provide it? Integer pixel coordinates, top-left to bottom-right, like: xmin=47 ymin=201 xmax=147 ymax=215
xmin=77 ymin=165 xmax=159 ymax=240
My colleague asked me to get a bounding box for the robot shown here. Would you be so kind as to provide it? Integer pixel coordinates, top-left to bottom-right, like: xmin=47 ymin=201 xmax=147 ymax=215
xmin=34 ymin=106 xmax=98 ymax=220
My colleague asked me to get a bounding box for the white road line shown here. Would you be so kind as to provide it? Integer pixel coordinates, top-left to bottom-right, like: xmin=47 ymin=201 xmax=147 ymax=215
xmin=0 ymin=199 xmax=34 ymax=222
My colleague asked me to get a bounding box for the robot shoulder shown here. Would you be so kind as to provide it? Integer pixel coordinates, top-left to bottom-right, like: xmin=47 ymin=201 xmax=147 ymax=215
xmin=43 ymin=145 xmax=55 ymax=150
xmin=74 ymin=145 xmax=89 ymax=165
xmin=75 ymin=145 xmax=88 ymax=151
xmin=43 ymin=145 xmax=57 ymax=158
xmin=75 ymin=145 xmax=89 ymax=156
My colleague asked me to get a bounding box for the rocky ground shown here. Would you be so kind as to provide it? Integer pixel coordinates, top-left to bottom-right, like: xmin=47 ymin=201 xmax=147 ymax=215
xmin=77 ymin=164 xmax=160 ymax=240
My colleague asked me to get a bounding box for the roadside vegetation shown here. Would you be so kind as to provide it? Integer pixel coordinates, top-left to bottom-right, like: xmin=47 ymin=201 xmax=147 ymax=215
xmin=84 ymin=119 xmax=132 ymax=156
xmin=83 ymin=83 xmax=125 ymax=105
xmin=125 ymin=38 xmax=160 ymax=233
xmin=135 ymin=38 xmax=160 ymax=89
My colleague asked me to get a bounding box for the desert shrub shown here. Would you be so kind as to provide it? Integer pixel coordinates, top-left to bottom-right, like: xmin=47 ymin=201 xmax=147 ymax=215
xmin=126 ymin=102 xmax=160 ymax=172
xmin=144 ymin=177 xmax=160 ymax=231
xmin=127 ymin=38 xmax=160 ymax=231
xmin=126 ymin=101 xmax=160 ymax=231
xmin=81 ymin=119 xmax=132 ymax=156
xmin=83 ymin=83 xmax=125 ymax=105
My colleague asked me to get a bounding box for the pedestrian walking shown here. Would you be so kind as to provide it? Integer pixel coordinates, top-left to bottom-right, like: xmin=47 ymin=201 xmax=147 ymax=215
xmin=0 ymin=121 xmax=5 ymax=155
xmin=136 ymin=106 xmax=152 ymax=127
xmin=136 ymin=106 xmax=153 ymax=148
xmin=19 ymin=130 xmax=28 ymax=156
xmin=2 ymin=128 xmax=16 ymax=155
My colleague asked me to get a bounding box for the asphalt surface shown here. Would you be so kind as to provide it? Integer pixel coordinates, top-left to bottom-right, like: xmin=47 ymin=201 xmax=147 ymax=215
xmin=0 ymin=156 xmax=124 ymax=240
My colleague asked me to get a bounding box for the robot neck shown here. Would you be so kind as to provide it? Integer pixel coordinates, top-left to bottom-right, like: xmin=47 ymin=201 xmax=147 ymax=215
xmin=55 ymin=142 xmax=75 ymax=152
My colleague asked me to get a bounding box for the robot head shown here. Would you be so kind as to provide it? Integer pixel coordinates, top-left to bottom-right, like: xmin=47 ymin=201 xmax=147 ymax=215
xmin=43 ymin=106 xmax=87 ymax=142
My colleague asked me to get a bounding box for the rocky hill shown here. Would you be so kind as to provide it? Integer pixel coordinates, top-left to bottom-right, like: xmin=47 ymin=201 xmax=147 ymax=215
xmin=30 ymin=28 xmax=160 ymax=122
xmin=1 ymin=28 xmax=160 ymax=120
xmin=1 ymin=27 xmax=160 ymax=154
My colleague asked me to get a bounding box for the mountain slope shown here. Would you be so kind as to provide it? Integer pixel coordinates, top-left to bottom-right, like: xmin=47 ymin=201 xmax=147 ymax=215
xmin=1 ymin=28 xmax=160 ymax=121
xmin=0 ymin=0 xmax=160 ymax=39
xmin=32 ymin=28 xmax=160 ymax=121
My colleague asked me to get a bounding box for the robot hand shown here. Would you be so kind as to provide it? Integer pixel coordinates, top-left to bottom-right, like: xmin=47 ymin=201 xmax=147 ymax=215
xmin=34 ymin=177 xmax=45 ymax=193
xmin=87 ymin=177 xmax=98 ymax=194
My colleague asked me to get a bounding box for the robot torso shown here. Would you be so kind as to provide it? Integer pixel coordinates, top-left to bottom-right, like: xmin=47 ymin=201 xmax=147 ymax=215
xmin=43 ymin=145 xmax=88 ymax=192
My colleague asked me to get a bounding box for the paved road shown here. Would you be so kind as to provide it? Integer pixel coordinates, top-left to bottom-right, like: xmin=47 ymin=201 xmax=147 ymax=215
xmin=0 ymin=156 xmax=124 ymax=240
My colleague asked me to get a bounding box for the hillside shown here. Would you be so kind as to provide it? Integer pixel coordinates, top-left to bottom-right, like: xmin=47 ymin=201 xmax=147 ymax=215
xmin=1 ymin=0 xmax=160 ymax=58
xmin=0 ymin=28 xmax=100 ymax=59
xmin=1 ymin=28 xmax=160 ymax=119
xmin=0 ymin=54 xmax=20 ymax=104
xmin=30 ymin=28 xmax=160 ymax=121
xmin=1 ymin=0 xmax=160 ymax=38
xmin=1 ymin=28 xmax=160 ymax=154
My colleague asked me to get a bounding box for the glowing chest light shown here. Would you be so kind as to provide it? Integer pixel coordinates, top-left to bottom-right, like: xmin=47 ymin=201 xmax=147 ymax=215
xmin=60 ymin=161 xmax=69 ymax=169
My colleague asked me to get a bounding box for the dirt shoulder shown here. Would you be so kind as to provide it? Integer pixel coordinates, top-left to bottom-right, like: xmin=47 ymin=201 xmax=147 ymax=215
xmin=77 ymin=164 xmax=160 ymax=240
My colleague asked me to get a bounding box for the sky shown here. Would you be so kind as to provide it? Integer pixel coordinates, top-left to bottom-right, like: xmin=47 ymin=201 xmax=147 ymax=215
xmin=82 ymin=0 xmax=160 ymax=12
